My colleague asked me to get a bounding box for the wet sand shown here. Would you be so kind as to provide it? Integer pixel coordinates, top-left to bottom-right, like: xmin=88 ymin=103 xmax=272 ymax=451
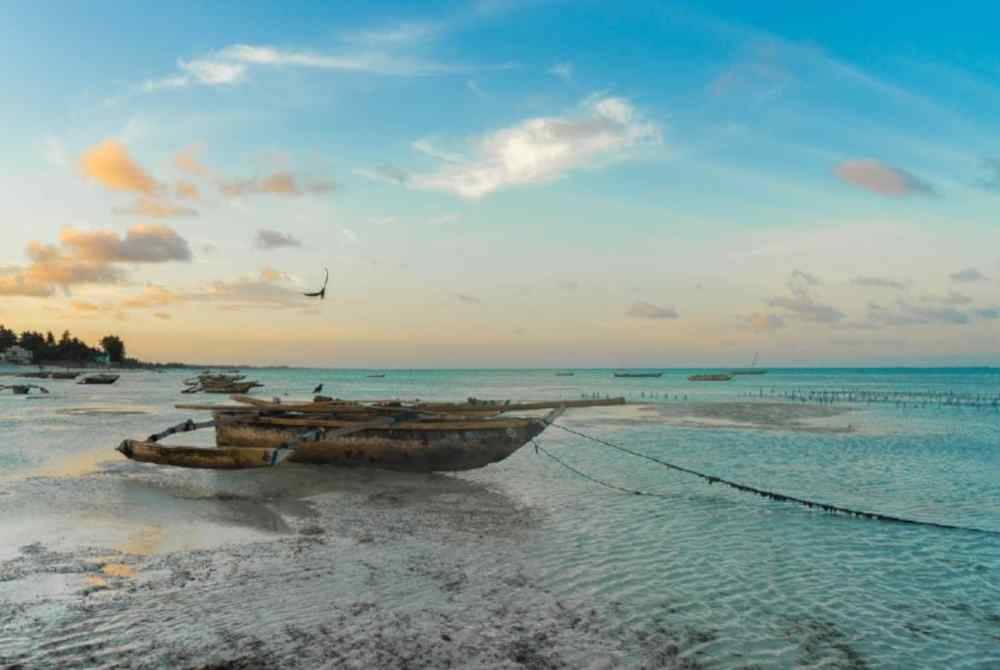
xmin=0 ymin=463 xmax=707 ymax=669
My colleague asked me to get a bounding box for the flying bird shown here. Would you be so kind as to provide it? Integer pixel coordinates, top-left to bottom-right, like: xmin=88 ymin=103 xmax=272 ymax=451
xmin=312 ymin=383 xmax=323 ymax=394
xmin=303 ymin=267 xmax=329 ymax=300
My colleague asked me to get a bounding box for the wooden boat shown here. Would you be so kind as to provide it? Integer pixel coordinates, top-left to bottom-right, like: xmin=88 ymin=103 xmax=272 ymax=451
xmin=79 ymin=374 xmax=120 ymax=385
xmin=555 ymin=372 xmax=575 ymax=376
xmin=614 ymin=371 xmax=663 ymax=378
xmin=50 ymin=372 xmax=80 ymax=380
xmin=200 ymin=381 xmax=262 ymax=394
xmin=367 ymin=373 xmax=386 ymax=378
xmin=729 ymin=352 xmax=768 ymax=376
xmin=1 ymin=384 xmax=49 ymax=395
xmin=117 ymin=396 xmax=626 ymax=472
xmin=687 ymin=374 xmax=732 ymax=382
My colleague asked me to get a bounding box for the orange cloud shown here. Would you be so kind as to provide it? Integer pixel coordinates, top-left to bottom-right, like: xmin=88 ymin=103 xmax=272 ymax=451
xmin=121 ymin=285 xmax=184 ymax=309
xmin=176 ymin=180 xmax=200 ymax=200
xmin=115 ymin=196 xmax=198 ymax=219
xmin=0 ymin=225 xmax=192 ymax=297
xmin=834 ymin=159 xmax=934 ymax=197
xmin=175 ymin=145 xmax=210 ymax=176
xmin=80 ymin=139 xmax=159 ymax=194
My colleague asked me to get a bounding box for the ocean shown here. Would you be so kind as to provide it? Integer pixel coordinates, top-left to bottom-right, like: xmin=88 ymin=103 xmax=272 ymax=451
xmin=1 ymin=367 xmax=998 ymax=668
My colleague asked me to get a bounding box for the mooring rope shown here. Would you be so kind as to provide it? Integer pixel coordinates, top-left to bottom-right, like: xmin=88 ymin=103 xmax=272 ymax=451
xmin=542 ymin=421 xmax=999 ymax=536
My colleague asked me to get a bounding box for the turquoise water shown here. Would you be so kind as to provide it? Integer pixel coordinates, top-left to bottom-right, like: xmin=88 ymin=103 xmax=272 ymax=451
xmin=1 ymin=367 xmax=998 ymax=667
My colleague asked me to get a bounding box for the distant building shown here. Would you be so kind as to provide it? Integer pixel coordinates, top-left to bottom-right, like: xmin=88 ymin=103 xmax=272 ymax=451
xmin=1 ymin=345 xmax=33 ymax=365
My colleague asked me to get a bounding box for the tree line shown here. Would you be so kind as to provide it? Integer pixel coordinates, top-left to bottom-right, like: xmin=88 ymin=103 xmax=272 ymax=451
xmin=0 ymin=325 xmax=126 ymax=365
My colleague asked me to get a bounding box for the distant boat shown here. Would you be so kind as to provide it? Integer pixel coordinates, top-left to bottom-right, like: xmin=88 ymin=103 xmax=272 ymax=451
xmin=555 ymin=372 xmax=575 ymax=377
xmin=614 ymin=371 xmax=663 ymax=378
xmin=78 ymin=374 xmax=120 ymax=385
xmin=729 ymin=352 xmax=768 ymax=376
xmin=688 ymin=374 xmax=732 ymax=382
xmin=367 ymin=373 xmax=386 ymax=378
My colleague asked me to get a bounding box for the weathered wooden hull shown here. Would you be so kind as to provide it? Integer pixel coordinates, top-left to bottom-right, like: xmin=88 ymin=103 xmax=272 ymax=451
xmin=118 ymin=440 xmax=285 ymax=469
xmin=79 ymin=375 xmax=119 ymax=385
xmin=214 ymin=413 xmax=549 ymax=472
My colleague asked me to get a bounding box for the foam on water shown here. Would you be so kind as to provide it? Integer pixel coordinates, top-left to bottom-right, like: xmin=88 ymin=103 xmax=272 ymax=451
xmin=0 ymin=366 xmax=998 ymax=667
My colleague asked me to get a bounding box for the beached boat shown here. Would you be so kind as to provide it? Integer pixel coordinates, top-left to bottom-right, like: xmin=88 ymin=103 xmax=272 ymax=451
xmin=182 ymin=372 xmax=262 ymax=394
xmin=687 ymin=374 xmax=732 ymax=382
xmin=614 ymin=372 xmax=663 ymax=378
xmin=79 ymin=374 xmax=120 ymax=385
xmin=116 ymin=396 xmax=626 ymax=472
xmin=50 ymin=372 xmax=80 ymax=380
xmin=1 ymin=384 xmax=49 ymax=395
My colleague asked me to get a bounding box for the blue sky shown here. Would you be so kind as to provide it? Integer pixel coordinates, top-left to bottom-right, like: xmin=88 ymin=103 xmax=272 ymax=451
xmin=1 ymin=1 xmax=998 ymax=366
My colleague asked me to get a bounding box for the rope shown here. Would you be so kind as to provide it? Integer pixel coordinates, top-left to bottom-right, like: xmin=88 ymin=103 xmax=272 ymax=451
xmin=533 ymin=441 xmax=673 ymax=499
xmin=543 ymin=421 xmax=999 ymax=536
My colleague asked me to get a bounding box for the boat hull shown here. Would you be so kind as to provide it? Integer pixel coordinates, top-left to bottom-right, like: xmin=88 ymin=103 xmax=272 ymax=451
xmin=214 ymin=414 xmax=548 ymax=472
xmin=118 ymin=440 xmax=283 ymax=469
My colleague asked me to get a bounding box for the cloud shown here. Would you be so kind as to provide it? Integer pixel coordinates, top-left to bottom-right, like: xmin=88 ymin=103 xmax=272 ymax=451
xmin=191 ymin=270 xmax=304 ymax=309
xmin=855 ymin=299 xmax=973 ymax=327
xmin=80 ymin=139 xmax=159 ymax=194
xmin=43 ymin=136 xmax=68 ymax=167
xmin=254 ymin=229 xmax=302 ymax=250
xmin=121 ymin=285 xmax=182 ymax=309
xmin=175 ymin=146 xmax=211 ymax=176
xmin=974 ymin=158 xmax=1000 ymax=192
xmin=850 ymin=276 xmax=907 ymax=290
xmin=834 ymin=159 xmax=934 ymax=197
xmin=115 ymin=197 xmax=198 ymax=219
xmin=748 ymin=312 xmax=785 ymax=332
xmin=412 ymin=139 xmax=465 ymax=164
xmin=355 ymin=164 xmax=410 ymax=185
xmin=60 ymin=225 xmax=192 ymax=263
xmin=548 ymin=62 xmax=573 ymax=81
xmin=949 ymin=267 xmax=988 ymax=282
xmin=975 ymin=308 xmax=1000 ymax=320
xmin=767 ymin=270 xmax=844 ymax=323
xmin=455 ymin=293 xmax=481 ymax=304
xmin=176 ymin=181 xmax=200 ymax=200
xmin=409 ymin=96 xmax=661 ymax=198
xmin=921 ymin=290 xmax=972 ymax=306
xmin=0 ymin=225 xmax=191 ymax=297
xmin=154 ymin=312 xmax=172 ymax=320
xmin=767 ymin=295 xmax=845 ymax=323
xmin=70 ymin=300 xmax=101 ymax=313
xmin=143 ymin=41 xmax=492 ymax=91
xmin=626 ymin=301 xmax=679 ymax=320
xmin=220 ymin=172 xmax=334 ymax=197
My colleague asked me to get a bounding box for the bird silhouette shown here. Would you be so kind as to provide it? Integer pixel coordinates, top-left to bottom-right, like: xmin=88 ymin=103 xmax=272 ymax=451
xmin=303 ymin=268 xmax=329 ymax=299
xmin=312 ymin=383 xmax=323 ymax=394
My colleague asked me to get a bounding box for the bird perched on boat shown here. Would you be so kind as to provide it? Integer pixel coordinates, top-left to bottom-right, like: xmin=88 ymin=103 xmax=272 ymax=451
xmin=303 ymin=267 xmax=329 ymax=300
xmin=312 ymin=383 xmax=323 ymax=394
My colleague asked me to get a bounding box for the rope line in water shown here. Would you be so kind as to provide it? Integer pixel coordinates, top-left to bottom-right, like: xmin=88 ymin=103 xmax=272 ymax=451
xmin=532 ymin=441 xmax=673 ymax=499
xmin=542 ymin=422 xmax=999 ymax=536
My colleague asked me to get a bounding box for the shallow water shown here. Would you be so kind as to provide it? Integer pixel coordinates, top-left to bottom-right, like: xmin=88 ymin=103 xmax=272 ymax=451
xmin=0 ymin=367 xmax=998 ymax=668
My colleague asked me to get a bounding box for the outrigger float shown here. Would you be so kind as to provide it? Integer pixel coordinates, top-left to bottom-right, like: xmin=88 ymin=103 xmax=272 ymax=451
xmin=116 ymin=395 xmax=625 ymax=472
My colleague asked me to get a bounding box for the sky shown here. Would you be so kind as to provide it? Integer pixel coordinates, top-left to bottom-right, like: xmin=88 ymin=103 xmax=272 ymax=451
xmin=1 ymin=1 xmax=999 ymax=367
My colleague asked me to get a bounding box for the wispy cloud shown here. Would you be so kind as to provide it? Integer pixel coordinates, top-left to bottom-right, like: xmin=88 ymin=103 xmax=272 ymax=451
xmin=767 ymin=270 xmax=845 ymax=323
xmin=254 ymin=229 xmax=302 ymax=250
xmin=974 ymin=158 xmax=1000 ymax=192
xmin=409 ymin=96 xmax=662 ymax=198
xmin=354 ymin=164 xmax=410 ymax=185
xmin=115 ymin=197 xmax=198 ymax=219
xmin=455 ymin=293 xmax=482 ymax=305
xmin=548 ymin=62 xmax=573 ymax=82
xmin=834 ymin=159 xmax=935 ymax=197
xmin=626 ymin=301 xmax=679 ymax=320
xmin=850 ymin=276 xmax=908 ymax=290
xmin=949 ymin=267 xmax=988 ymax=283
xmin=220 ymin=172 xmax=334 ymax=198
